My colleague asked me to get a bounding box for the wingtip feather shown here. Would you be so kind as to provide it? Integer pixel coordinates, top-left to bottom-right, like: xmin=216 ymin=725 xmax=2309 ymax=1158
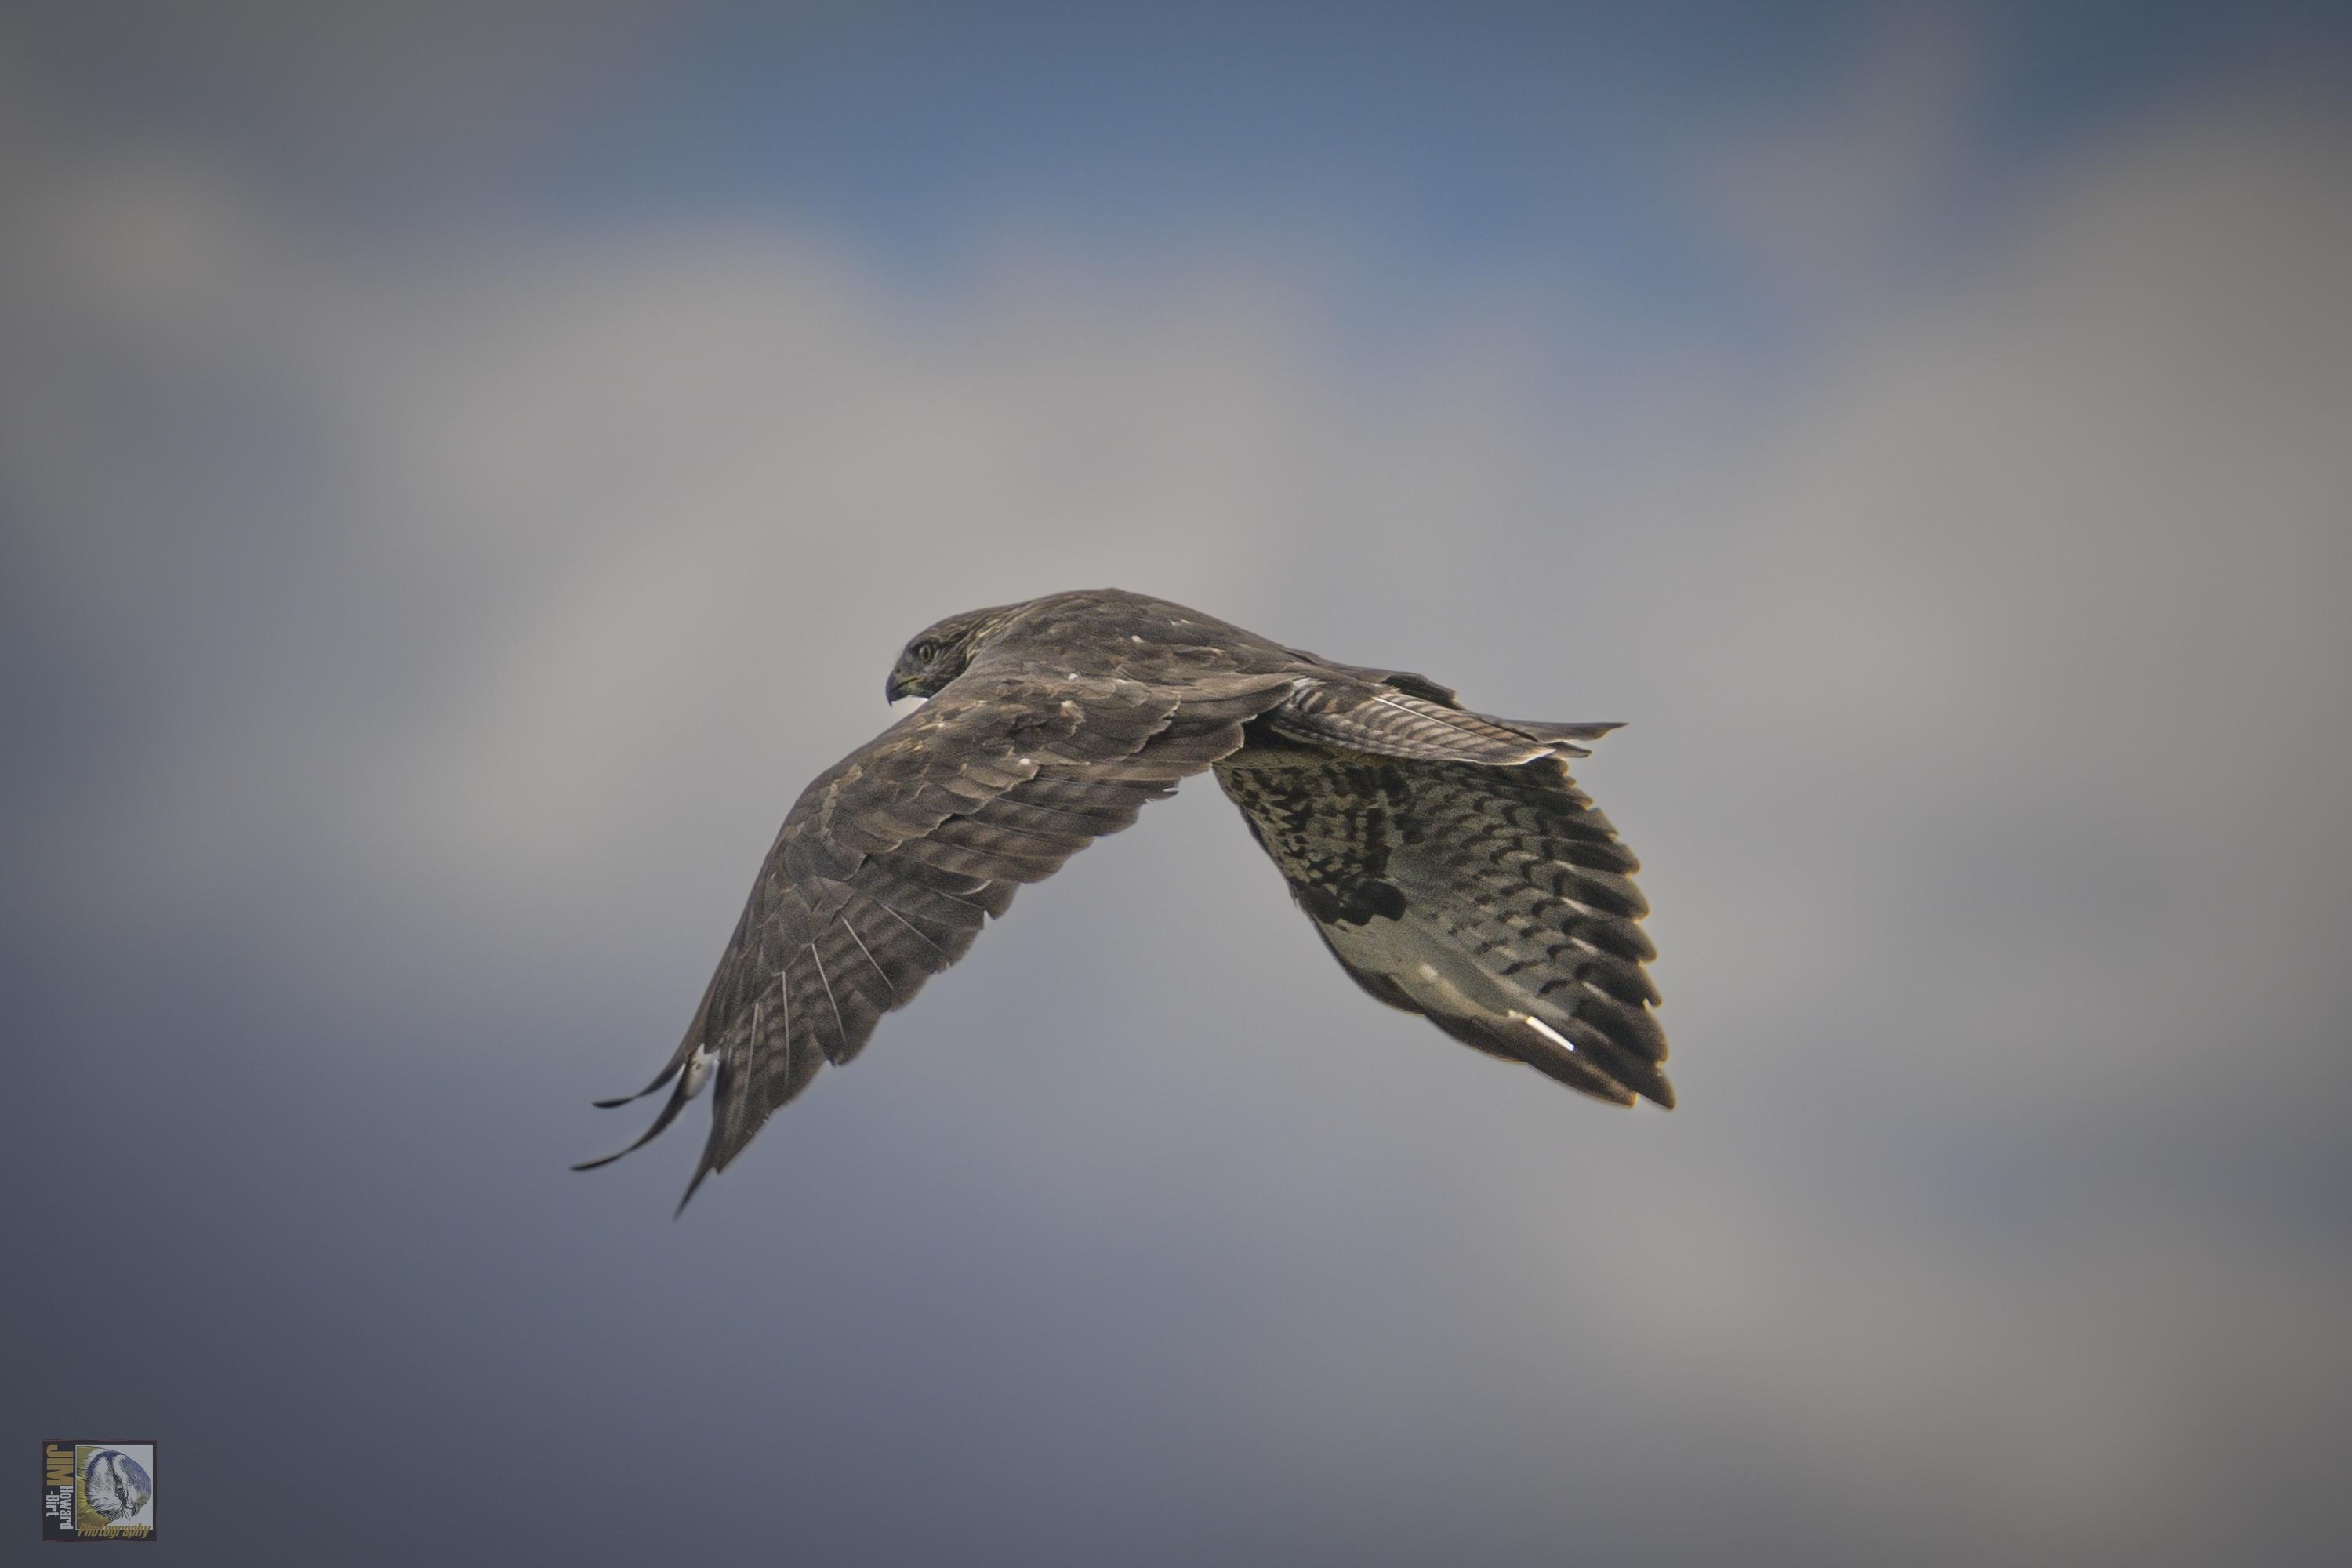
xmin=572 ymin=1063 xmax=703 ymax=1171
xmin=590 ymin=1061 xmax=682 ymax=1109
xmin=673 ymin=1163 xmax=715 ymax=1218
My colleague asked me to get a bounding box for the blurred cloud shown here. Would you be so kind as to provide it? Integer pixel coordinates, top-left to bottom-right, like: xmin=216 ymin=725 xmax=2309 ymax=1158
xmin=1679 ymin=7 xmax=1991 ymax=293
xmin=0 ymin=0 xmax=670 ymax=201
xmin=3 ymin=8 xmax=2350 ymax=1566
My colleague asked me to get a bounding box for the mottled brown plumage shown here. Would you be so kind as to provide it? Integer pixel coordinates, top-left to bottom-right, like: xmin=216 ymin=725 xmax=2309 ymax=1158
xmin=579 ymin=588 xmax=1668 ymax=1210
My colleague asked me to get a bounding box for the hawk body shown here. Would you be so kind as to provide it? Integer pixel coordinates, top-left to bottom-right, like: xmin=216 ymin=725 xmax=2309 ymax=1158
xmin=583 ymin=589 xmax=1668 ymax=1210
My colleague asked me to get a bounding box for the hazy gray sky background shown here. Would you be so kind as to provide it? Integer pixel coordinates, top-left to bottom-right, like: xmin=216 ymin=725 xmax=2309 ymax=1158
xmin=5 ymin=5 xmax=2349 ymax=1563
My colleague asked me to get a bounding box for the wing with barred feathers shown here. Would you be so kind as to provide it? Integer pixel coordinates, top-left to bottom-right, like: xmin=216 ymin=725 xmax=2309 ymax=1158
xmin=583 ymin=662 xmax=1295 ymax=1210
xmin=1215 ymin=694 xmax=1668 ymax=1110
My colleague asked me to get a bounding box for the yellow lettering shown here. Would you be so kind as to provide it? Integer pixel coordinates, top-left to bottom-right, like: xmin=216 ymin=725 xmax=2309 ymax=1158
xmin=45 ymin=1444 xmax=72 ymax=1487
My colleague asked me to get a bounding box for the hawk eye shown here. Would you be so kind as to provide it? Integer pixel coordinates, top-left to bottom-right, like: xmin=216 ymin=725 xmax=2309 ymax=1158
xmin=914 ymin=640 xmax=938 ymax=662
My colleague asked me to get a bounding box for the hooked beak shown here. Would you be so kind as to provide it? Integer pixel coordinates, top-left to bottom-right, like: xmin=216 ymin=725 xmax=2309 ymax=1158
xmin=884 ymin=670 xmax=910 ymax=704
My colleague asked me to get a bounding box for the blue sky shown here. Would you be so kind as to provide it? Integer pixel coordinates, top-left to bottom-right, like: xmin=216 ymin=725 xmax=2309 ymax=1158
xmin=28 ymin=5 xmax=2351 ymax=321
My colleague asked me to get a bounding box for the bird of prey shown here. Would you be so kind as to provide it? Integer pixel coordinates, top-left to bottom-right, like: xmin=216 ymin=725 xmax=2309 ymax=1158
xmin=581 ymin=588 xmax=1667 ymax=1210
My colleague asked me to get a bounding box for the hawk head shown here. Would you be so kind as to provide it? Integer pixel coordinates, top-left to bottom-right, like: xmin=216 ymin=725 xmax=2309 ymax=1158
xmin=885 ymin=605 xmax=1007 ymax=702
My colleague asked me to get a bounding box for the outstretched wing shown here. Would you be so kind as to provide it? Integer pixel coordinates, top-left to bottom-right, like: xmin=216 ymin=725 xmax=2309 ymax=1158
xmin=1214 ymin=691 xmax=1668 ymax=1109
xmin=586 ymin=664 xmax=1294 ymax=1209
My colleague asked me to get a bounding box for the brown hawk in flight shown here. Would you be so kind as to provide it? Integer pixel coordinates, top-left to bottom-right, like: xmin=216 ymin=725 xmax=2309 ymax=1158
xmin=581 ymin=589 xmax=1667 ymax=1210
